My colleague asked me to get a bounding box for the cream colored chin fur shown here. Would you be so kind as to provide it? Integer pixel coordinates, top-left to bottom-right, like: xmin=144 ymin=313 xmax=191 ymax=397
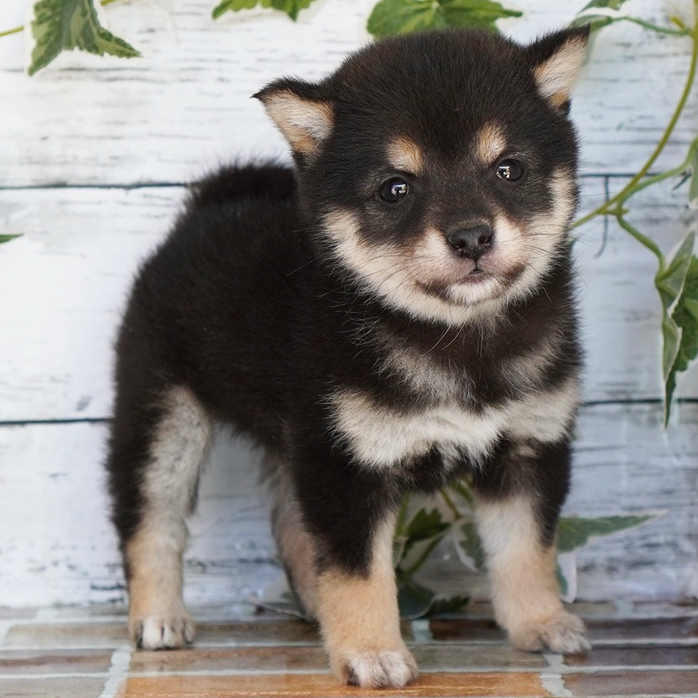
xmin=321 ymin=168 xmax=574 ymax=325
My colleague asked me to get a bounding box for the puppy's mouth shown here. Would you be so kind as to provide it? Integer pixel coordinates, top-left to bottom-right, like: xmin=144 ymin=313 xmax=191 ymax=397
xmin=455 ymin=265 xmax=492 ymax=282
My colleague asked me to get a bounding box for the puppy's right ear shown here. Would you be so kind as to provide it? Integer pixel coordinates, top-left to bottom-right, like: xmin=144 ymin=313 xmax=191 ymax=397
xmin=254 ymin=80 xmax=333 ymax=160
xmin=526 ymin=26 xmax=590 ymax=112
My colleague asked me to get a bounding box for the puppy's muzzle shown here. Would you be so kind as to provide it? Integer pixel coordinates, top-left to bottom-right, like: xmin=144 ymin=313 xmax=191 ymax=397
xmin=447 ymin=224 xmax=494 ymax=262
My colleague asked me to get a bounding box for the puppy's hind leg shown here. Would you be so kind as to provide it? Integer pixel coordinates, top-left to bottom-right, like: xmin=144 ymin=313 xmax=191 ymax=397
xmin=268 ymin=461 xmax=320 ymax=620
xmin=107 ymin=384 xmax=212 ymax=650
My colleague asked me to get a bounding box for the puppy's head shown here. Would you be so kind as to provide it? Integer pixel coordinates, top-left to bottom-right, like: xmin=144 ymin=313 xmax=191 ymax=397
xmin=256 ymin=27 xmax=589 ymax=324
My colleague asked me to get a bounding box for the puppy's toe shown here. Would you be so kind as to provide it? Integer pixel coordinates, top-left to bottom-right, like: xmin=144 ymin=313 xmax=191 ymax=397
xmin=336 ymin=647 xmax=418 ymax=688
xmin=131 ymin=615 xmax=195 ymax=650
xmin=511 ymin=611 xmax=590 ymax=655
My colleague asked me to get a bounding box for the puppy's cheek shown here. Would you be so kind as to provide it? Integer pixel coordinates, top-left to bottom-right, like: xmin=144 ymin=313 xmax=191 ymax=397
xmin=321 ymin=208 xmax=426 ymax=311
xmin=321 ymin=208 xmax=404 ymax=280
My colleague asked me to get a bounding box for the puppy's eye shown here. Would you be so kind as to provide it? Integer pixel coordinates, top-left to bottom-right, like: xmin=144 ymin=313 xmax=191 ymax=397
xmin=496 ymin=159 xmax=525 ymax=182
xmin=378 ymin=177 xmax=411 ymax=203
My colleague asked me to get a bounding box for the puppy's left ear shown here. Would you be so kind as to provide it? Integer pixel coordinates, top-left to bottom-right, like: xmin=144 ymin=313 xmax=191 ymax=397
xmin=527 ymin=26 xmax=590 ymax=111
xmin=254 ymin=79 xmax=333 ymax=160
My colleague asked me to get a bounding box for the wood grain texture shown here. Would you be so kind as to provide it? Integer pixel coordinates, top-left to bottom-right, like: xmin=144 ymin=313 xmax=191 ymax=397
xmin=117 ymin=672 xmax=549 ymax=698
xmin=0 ymin=0 xmax=696 ymax=606
xmin=0 ymin=405 xmax=696 ymax=606
xmin=0 ymin=0 xmax=695 ymax=187
xmin=0 ymin=177 xmax=695 ymax=423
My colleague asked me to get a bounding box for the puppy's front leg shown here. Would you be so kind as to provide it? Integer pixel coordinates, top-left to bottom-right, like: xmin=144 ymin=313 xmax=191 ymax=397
xmin=315 ymin=514 xmax=418 ymax=688
xmin=473 ymin=439 xmax=590 ymax=654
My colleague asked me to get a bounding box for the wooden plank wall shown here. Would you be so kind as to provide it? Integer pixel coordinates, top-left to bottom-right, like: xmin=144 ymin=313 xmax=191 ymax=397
xmin=0 ymin=0 xmax=696 ymax=608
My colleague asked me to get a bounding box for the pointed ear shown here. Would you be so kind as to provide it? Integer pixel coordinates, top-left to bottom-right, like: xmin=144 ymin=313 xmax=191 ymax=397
xmin=254 ymin=79 xmax=334 ymax=158
xmin=527 ymin=26 xmax=590 ymax=111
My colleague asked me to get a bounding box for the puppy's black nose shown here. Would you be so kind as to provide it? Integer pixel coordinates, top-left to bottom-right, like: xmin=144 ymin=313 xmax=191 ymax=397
xmin=447 ymin=224 xmax=494 ymax=262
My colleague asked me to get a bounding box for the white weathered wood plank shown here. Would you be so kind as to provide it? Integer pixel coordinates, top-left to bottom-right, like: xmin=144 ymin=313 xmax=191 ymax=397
xmin=576 ymin=173 xmax=698 ymax=403
xmin=0 ymin=404 xmax=695 ymax=607
xmin=1 ymin=176 xmax=696 ymax=421
xmin=0 ymin=186 xmax=182 ymax=421
xmin=0 ymin=421 xmax=282 ymax=607
xmin=569 ymin=402 xmax=698 ymax=601
xmin=0 ymin=0 xmax=695 ymax=187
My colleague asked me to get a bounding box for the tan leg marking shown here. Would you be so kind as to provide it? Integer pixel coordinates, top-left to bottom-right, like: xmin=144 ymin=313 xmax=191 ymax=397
xmin=126 ymin=525 xmax=194 ymax=649
xmin=315 ymin=516 xmax=418 ymax=688
xmin=475 ymin=495 xmax=590 ymax=654
xmin=270 ymin=465 xmax=319 ymax=619
xmin=126 ymin=386 xmax=212 ymax=650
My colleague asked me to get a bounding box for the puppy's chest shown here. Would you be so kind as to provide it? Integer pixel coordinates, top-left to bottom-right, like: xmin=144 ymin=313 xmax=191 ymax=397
xmin=330 ymin=339 xmax=576 ymax=471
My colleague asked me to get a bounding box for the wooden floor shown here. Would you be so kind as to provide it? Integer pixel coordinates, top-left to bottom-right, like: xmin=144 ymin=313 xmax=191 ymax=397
xmin=1 ymin=603 xmax=697 ymax=697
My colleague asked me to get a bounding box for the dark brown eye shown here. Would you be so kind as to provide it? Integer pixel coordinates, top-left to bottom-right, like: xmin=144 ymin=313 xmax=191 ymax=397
xmin=496 ymin=159 xmax=525 ymax=182
xmin=379 ymin=177 xmax=410 ymax=202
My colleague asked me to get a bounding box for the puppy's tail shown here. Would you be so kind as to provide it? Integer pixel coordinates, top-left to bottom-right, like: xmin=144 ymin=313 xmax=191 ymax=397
xmin=188 ymin=163 xmax=296 ymax=207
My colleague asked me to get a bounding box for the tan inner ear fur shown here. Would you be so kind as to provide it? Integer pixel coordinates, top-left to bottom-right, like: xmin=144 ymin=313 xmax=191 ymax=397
xmin=260 ymin=90 xmax=333 ymax=156
xmin=533 ymin=37 xmax=588 ymax=105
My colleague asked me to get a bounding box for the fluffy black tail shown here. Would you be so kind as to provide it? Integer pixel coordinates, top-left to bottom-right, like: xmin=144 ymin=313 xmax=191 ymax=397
xmin=188 ymin=163 xmax=296 ymax=208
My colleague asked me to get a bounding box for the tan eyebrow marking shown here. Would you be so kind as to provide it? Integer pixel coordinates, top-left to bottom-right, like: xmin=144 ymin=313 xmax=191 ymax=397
xmin=475 ymin=122 xmax=507 ymax=165
xmin=386 ymin=136 xmax=424 ymax=174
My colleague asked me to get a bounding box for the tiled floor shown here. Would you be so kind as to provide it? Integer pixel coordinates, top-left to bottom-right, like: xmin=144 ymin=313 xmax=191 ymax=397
xmin=1 ymin=602 xmax=697 ymax=697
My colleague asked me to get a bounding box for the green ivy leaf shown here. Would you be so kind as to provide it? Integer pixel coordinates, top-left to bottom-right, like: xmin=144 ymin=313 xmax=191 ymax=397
xmin=394 ymin=507 xmax=452 ymax=576
xmin=395 ymin=508 xmax=450 ymax=566
xmin=556 ymin=561 xmax=568 ymax=597
xmin=685 ymin=140 xmax=698 ymax=208
xmin=456 ymin=521 xmax=486 ymax=570
xmin=28 ymin=0 xmax=140 ymax=76
xmin=655 ymin=232 xmax=696 ymax=422
xmin=212 ymin=0 xmax=317 ymax=21
xmin=556 ymin=515 xmax=654 ymax=554
xmin=428 ymin=594 xmax=470 ymax=615
xmin=213 ymin=0 xmax=258 ymax=18
xmin=0 ymin=234 xmax=22 ymax=244
xmin=397 ymin=578 xmax=468 ymax=619
xmin=579 ymin=0 xmax=631 ymax=10
xmin=406 ymin=508 xmax=449 ymax=541
xmin=570 ymin=0 xmax=633 ymax=30
xmin=367 ymin=0 xmax=522 ymax=39
xmin=664 ymin=254 xmax=698 ymax=420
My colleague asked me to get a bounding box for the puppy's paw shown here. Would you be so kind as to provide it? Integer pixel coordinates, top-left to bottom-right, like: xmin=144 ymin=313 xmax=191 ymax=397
xmin=510 ymin=611 xmax=590 ymax=655
xmin=333 ymin=647 xmax=418 ymax=688
xmin=130 ymin=615 xmax=195 ymax=650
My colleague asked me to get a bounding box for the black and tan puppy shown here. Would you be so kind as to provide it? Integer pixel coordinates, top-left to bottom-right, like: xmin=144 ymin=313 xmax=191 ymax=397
xmin=106 ymin=26 xmax=591 ymax=688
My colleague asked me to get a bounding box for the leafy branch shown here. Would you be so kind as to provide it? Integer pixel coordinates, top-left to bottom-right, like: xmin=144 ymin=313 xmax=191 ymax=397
xmin=212 ymin=0 xmax=318 ymax=21
xmin=392 ymin=486 xmax=654 ymax=616
xmin=571 ymin=0 xmax=698 ymax=424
